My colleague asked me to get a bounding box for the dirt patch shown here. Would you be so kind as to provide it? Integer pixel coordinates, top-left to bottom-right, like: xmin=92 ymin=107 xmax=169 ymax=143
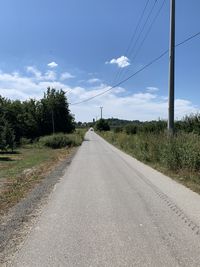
xmin=0 ymin=147 xmax=78 ymax=264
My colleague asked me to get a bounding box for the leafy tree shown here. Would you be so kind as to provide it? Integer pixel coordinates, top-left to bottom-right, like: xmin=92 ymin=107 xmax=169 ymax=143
xmin=95 ymin=119 xmax=110 ymax=131
xmin=0 ymin=88 xmax=74 ymax=144
xmin=39 ymin=88 xmax=75 ymax=135
xmin=0 ymin=120 xmax=15 ymax=151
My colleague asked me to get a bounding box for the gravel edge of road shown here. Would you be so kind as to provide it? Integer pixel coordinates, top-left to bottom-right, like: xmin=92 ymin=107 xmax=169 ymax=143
xmin=0 ymin=147 xmax=79 ymax=264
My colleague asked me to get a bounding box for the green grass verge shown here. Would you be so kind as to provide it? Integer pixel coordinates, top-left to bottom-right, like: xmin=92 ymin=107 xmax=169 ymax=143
xmin=99 ymin=131 xmax=200 ymax=194
xmin=0 ymin=130 xmax=86 ymax=214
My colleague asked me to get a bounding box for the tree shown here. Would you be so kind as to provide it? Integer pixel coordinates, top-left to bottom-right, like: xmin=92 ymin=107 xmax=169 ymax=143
xmin=0 ymin=120 xmax=15 ymax=151
xmin=0 ymin=88 xmax=75 ymax=143
xmin=95 ymin=119 xmax=110 ymax=131
xmin=39 ymin=88 xmax=75 ymax=135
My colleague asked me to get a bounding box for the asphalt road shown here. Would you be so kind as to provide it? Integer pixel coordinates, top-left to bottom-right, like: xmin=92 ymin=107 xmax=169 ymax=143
xmin=9 ymin=131 xmax=200 ymax=266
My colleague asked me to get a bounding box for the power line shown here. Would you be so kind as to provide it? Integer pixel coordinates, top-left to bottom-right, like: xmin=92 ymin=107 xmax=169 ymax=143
xmin=112 ymin=0 xmax=151 ymax=85
xmin=176 ymin=31 xmax=200 ymax=47
xmin=125 ymin=0 xmax=151 ymax=57
xmin=120 ymin=0 xmax=167 ymax=82
xmin=70 ymin=51 xmax=168 ymax=106
xmin=132 ymin=0 xmax=167 ymax=63
xmin=128 ymin=0 xmax=159 ymax=62
xmin=114 ymin=0 xmax=159 ymax=84
xmin=70 ymin=31 xmax=200 ymax=106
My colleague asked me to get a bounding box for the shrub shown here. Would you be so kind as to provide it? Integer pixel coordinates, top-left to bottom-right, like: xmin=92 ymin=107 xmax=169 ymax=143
xmin=39 ymin=133 xmax=83 ymax=149
xmin=0 ymin=120 xmax=15 ymax=151
xmin=113 ymin=126 xmax=123 ymax=133
xmin=125 ymin=124 xmax=138 ymax=135
xmin=100 ymin=130 xmax=200 ymax=175
xmin=20 ymin=137 xmax=32 ymax=146
xmin=95 ymin=119 xmax=110 ymax=131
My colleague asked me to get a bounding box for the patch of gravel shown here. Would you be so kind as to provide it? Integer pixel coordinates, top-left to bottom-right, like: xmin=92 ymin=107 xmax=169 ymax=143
xmin=0 ymin=147 xmax=78 ymax=264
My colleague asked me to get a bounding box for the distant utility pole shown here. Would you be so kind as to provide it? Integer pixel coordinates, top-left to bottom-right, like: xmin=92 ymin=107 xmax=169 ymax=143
xmin=100 ymin=106 xmax=103 ymax=119
xmin=168 ymin=0 xmax=175 ymax=134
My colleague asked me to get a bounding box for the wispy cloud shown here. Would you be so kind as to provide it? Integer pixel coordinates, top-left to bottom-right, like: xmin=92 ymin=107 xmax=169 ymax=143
xmin=106 ymin=56 xmax=130 ymax=68
xmin=47 ymin=61 xmax=58 ymax=68
xmin=27 ymin=66 xmax=42 ymax=80
xmin=26 ymin=66 xmax=56 ymax=81
xmin=60 ymin=72 xmax=75 ymax=81
xmin=87 ymin=78 xmax=101 ymax=84
xmin=44 ymin=70 xmax=57 ymax=81
xmin=146 ymin=87 xmax=159 ymax=93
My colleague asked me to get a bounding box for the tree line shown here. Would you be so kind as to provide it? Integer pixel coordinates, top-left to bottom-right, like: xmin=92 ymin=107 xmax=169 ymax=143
xmin=79 ymin=115 xmax=200 ymax=135
xmin=0 ymin=88 xmax=75 ymax=150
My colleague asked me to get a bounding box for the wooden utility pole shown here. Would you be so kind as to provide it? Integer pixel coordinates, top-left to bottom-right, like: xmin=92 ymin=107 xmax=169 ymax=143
xmin=168 ymin=0 xmax=175 ymax=133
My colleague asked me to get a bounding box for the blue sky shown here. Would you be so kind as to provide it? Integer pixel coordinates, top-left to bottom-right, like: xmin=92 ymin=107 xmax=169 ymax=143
xmin=0 ymin=0 xmax=199 ymax=122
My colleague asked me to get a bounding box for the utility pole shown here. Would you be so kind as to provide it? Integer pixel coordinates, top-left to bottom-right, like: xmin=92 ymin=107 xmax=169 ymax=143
xmin=168 ymin=0 xmax=175 ymax=134
xmin=100 ymin=106 xmax=103 ymax=119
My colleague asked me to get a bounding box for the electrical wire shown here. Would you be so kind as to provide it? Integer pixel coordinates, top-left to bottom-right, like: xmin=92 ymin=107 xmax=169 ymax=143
xmin=120 ymin=0 xmax=167 ymax=82
xmin=114 ymin=0 xmax=160 ymax=84
xmin=70 ymin=30 xmax=200 ymax=106
xmin=131 ymin=0 xmax=167 ymax=66
xmin=112 ymin=0 xmax=151 ymax=85
xmin=126 ymin=0 xmax=151 ymax=56
xmin=128 ymin=0 xmax=158 ymax=63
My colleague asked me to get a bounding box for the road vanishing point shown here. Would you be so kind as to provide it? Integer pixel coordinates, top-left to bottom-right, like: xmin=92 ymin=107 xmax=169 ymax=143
xmin=8 ymin=131 xmax=200 ymax=266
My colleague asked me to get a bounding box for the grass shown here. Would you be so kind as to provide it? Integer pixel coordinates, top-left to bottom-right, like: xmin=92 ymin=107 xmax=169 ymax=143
xmin=0 ymin=146 xmax=74 ymax=214
xmin=0 ymin=148 xmax=56 ymax=180
xmin=0 ymin=130 xmax=86 ymax=214
xmin=99 ymin=131 xmax=200 ymax=194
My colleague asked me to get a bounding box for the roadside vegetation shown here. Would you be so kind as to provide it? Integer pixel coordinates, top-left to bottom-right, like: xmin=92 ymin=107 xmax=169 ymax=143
xmin=99 ymin=114 xmax=200 ymax=194
xmin=0 ymin=88 xmax=87 ymax=214
xmin=0 ymin=130 xmax=85 ymax=214
xmin=0 ymin=87 xmax=75 ymax=151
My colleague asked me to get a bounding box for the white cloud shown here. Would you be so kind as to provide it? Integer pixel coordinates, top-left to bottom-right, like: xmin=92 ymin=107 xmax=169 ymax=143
xmin=68 ymin=85 xmax=198 ymax=122
xmin=87 ymin=78 xmax=101 ymax=84
xmin=47 ymin=61 xmax=58 ymax=68
xmin=60 ymin=72 xmax=75 ymax=81
xmin=146 ymin=87 xmax=159 ymax=92
xmin=44 ymin=70 xmax=57 ymax=81
xmin=0 ymin=71 xmax=69 ymax=101
xmin=106 ymin=56 xmax=130 ymax=68
xmin=27 ymin=66 xmax=42 ymax=80
xmin=0 ymin=67 xmax=198 ymax=122
xmin=26 ymin=66 xmax=56 ymax=81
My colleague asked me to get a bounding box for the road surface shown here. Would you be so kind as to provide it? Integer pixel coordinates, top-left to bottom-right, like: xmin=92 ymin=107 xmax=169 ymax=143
xmin=9 ymin=131 xmax=200 ymax=266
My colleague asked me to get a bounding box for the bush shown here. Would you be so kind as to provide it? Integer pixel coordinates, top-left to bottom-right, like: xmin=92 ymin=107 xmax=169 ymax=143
xmin=100 ymin=131 xmax=200 ymax=174
xmin=125 ymin=124 xmax=138 ymax=135
xmin=0 ymin=120 xmax=15 ymax=151
xmin=20 ymin=137 xmax=32 ymax=146
xmin=95 ymin=119 xmax=110 ymax=131
xmin=113 ymin=126 xmax=123 ymax=133
xmin=39 ymin=133 xmax=83 ymax=149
